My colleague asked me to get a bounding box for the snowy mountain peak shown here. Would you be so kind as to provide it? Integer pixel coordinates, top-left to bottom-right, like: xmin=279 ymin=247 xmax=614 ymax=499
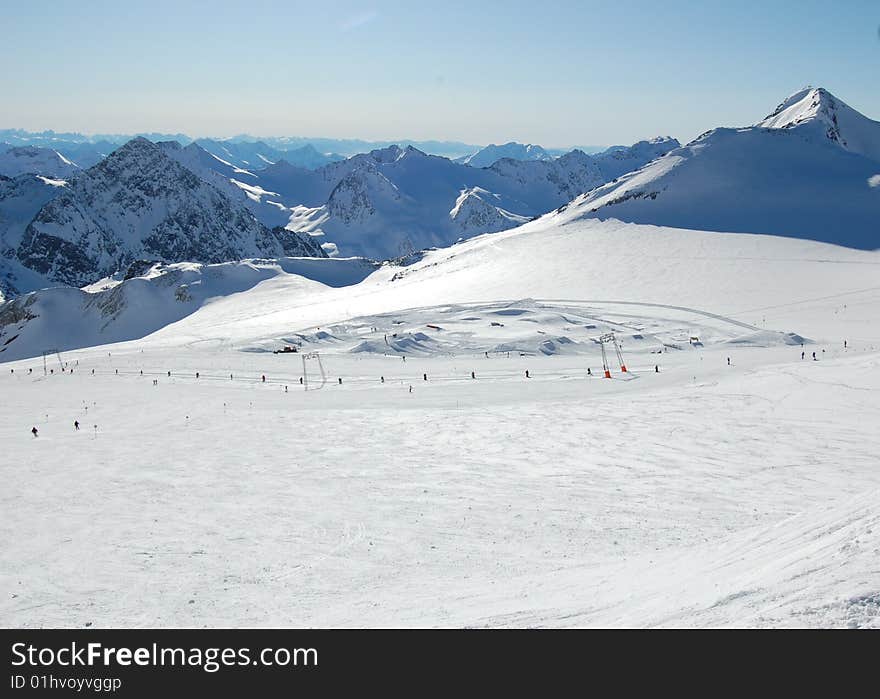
xmin=555 ymin=88 xmax=879 ymax=250
xmin=757 ymin=87 xmax=880 ymax=161
xmin=449 ymin=187 xmax=530 ymax=233
xmin=461 ymin=142 xmax=553 ymax=168
xmin=759 ymin=87 xmax=837 ymax=129
xmin=326 ymin=168 xmax=402 ymax=225
xmin=368 ymin=145 xmax=406 ymax=163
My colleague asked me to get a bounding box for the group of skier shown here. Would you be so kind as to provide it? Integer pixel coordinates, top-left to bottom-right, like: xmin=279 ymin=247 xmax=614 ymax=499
xmin=31 ymin=419 xmax=84 ymax=438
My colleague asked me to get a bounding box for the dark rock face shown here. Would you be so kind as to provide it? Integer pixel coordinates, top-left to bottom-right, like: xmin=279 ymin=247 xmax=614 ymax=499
xmin=270 ymin=227 xmax=327 ymax=257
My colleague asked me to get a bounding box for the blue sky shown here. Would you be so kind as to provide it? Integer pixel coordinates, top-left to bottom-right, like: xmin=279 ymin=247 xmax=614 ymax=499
xmin=2 ymin=0 xmax=878 ymax=147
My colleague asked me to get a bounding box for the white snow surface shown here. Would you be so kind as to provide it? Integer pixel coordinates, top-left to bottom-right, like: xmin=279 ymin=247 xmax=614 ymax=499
xmin=2 ymin=214 xmax=879 ymax=628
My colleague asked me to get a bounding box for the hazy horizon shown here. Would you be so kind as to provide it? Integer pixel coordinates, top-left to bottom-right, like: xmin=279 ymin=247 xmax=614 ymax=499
xmin=2 ymin=0 xmax=879 ymax=148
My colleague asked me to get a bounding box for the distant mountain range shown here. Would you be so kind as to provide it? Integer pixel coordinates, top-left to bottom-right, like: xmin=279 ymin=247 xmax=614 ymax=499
xmin=155 ymin=137 xmax=677 ymax=259
xmin=0 ymin=129 xmax=483 ymax=162
xmin=0 ymin=133 xmax=677 ymax=294
xmin=2 ymin=86 xmax=876 ymax=304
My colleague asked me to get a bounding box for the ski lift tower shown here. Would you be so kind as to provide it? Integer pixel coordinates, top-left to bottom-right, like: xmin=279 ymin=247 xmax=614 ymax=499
xmin=42 ymin=348 xmax=63 ymax=375
xmin=598 ymin=333 xmax=627 ymax=378
xmin=301 ymin=351 xmax=327 ymax=391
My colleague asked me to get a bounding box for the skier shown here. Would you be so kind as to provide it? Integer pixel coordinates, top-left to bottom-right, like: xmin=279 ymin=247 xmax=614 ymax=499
xmin=338 ymin=377 xmax=342 ymax=385
xmin=471 ymin=371 xmax=475 ymax=379
xmin=423 ymin=373 xmax=427 ymax=381
xmin=284 ymin=385 xmax=288 ymax=393
xmin=299 ymin=377 xmax=303 ymax=385
xmin=655 ymin=365 xmax=659 ymax=373
xmin=31 ymin=426 xmax=38 ymax=438
xmin=587 ymin=367 xmax=592 ymax=376
xmin=74 ymin=420 xmax=80 ymax=431
xmin=812 ymin=351 xmax=817 ymax=361
xmin=801 ymin=351 xmax=805 ymax=360
xmin=525 ymin=370 xmax=530 ymax=378
xmin=167 ymin=371 xmax=171 ymax=377
xmin=844 ymin=340 xmax=847 ymax=349
xmin=196 ymin=372 xmax=199 ymax=379
xmin=381 ymin=376 xmax=385 ymax=383
xmin=727 ymin=357 xmax=731 ymax=366
xmin=261 ymin=375 xmax=266 ymax=383
xmin=408 ymin=385 xmax=413 ymax=393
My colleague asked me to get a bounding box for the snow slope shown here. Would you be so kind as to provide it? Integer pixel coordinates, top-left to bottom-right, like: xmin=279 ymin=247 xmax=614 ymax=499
xmin=5 ymin=209 xmax=878 ymax=362
xmin=0 ymin=257 xmax=377 ymax=362
xmin=563 ymin=88 xmax=880 ymax=249
xmin=0 ymin=240 xmax=878 ymax=626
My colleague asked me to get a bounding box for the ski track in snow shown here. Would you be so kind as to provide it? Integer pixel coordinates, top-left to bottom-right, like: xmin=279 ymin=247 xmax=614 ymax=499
xmin=1 ymin=339 xmax=878 ymax=628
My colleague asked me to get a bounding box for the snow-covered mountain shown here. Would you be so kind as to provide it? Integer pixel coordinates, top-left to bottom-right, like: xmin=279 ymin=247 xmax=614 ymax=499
xmin=281 ymin=144 xmax=345 ymax=169
xmin=13 ymin=137 xmax=325 ymax=288
xmin=153 ymin=134 xmax=680 ymax=260
xmin=194 ymin=138 xmax=286 ymax=171
xmin=0 ymin=145 xmax=80 ymax=178
xmin=559 ymin=88 xmax=880 ymax=249
xmin=0 ymin=174 xmax=69 ymax=299
xmin=282 ymin=140 xmax=678 ymax=259
xmin=756 ymin=87 xmax=880 ymax=162
xmin=0 ymin=256 xmax=377 ymax=360
xmin=458 ymin=142 xmax=555 ymax=168
xmin=591 ymin=137 xmax=681 ymax=180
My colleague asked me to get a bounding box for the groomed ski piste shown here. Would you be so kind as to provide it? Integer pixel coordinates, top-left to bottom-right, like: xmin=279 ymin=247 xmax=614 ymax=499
xmin=2 ymin=215 xmax=880 ymax=628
